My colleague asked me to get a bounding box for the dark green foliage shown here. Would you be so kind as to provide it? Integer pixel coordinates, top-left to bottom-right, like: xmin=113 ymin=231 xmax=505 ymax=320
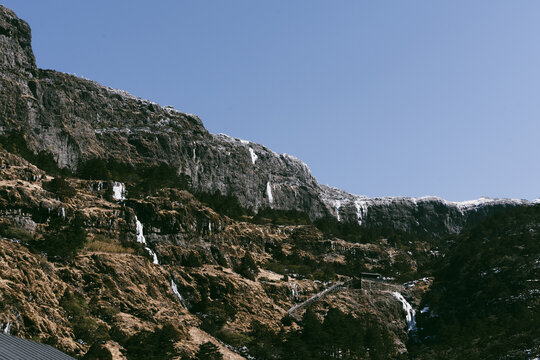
xmin=59 ymin=290 xmax=109 ymax=343
xmin=31 ymin=214 xmax=87 ymax=260
xmin=42 ymin=177 xmax=76 ymax=200
xmin=195 ymin=190 xmax=251 ymax=219
xmin=194 ymin=342 xmax=223 ymax=360
xmin=0 ymin=224 xmax=33 ymax=243
xmin=243 ymin=308 xmax=394 ymax=359
xmin=78 ymin=158 xmax=191 ymax=197
xmin=252 ymin=208 xmax=311 ymax=226
xmin=412 ymin=205 xmax=540 ymax=359
xmin=122 ymin=324 xmax=182 ymax=360
xmin=234 ymin=252 xmax=259 ymax=280
xmin=82 ymin=344 xmax=113 ymax=360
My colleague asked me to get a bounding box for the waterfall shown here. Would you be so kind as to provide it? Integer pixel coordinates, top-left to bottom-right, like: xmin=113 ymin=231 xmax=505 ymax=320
xmin=170 ymin=279 xmax=187 ymax=308
xmin=135 ymin=216 xmax=159 ymax=265
xmin=392 ymin=292 xmax=416 ymax=332
xmin=112 ymin=181 xmax=126 ymax=201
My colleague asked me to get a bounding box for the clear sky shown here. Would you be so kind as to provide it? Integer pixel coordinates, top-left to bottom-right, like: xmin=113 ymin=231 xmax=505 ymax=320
xmin=3 ymin=1 xmax=539 ymax=201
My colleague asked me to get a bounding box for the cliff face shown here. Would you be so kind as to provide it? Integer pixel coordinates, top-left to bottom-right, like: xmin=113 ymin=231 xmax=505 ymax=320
xmin=0 ymin=5 xmax=532 ymax=235
xmin=1 ymin=6 xmax=539 ymax=360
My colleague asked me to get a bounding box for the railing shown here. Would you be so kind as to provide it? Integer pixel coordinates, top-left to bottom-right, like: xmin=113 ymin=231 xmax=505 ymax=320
xmin=287 ymin=279 xmax=352 ymax=321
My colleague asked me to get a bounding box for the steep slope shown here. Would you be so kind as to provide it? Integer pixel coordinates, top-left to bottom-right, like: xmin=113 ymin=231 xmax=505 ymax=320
xmin=0 ymin=5 xmax=539 ymax=360
xmin=0 ymin=4 xmax=534 ymax=236
xmin=411 ymin=206 xmax=540 ymax=359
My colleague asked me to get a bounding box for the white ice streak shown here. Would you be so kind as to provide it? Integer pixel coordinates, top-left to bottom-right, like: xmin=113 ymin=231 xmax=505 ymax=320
xmin=249 ymin=147 xmax=258 ymax=164
xmin=135 ymin=217 xmax=159 ymax=265
xmin=334 ymin=200 xmax=342 ymax=222
xmin=393 ymin=292 xmax=416 ymax=332
xmin=3 ymin=322 xmax=11 ymax=335
xmin=354 ymin=200 xmax=369 ymax=225
xmin=171 ymin=279 xmax=186 ymax=308
xmin=112 ymin=182 xmax=126 ymax=201
xmin=266 ymin=182 xmax=274 ymax=204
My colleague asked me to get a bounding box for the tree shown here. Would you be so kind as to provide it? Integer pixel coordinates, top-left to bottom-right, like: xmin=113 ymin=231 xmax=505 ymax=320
xmin=235 ymin=252 xmax=259 ymax=280
xmin=194 ymin=342 xmax=223 ymax=360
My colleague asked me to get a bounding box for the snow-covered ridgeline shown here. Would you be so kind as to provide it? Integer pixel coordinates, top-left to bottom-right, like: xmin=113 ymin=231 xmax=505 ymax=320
xmin=320 ymin=184 xmax=535 ymax=223
xmin=135 ymin=217 xmax=159 ymax=265
xmin=392 ymin=292 xmax=416 ymax=332
xmin=112 ymin=181 xmax=126 ymax=201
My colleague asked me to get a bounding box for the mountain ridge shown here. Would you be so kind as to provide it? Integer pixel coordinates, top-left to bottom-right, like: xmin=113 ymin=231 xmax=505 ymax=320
xmin=0 ymin=4 xmax=535 ymax=238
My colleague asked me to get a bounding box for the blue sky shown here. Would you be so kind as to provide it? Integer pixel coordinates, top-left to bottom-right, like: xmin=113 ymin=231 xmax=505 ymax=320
xmin=3 ymin=1 xmax=539 ymax=201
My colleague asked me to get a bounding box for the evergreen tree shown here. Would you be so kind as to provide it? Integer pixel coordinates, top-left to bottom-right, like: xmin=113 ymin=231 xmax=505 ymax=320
xmin=194 ymin=342 xmax=223 ymax=360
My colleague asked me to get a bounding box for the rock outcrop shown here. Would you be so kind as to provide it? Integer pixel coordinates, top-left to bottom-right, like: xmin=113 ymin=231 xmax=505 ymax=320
xmin=0 ymin=4 xmax=534 ymax=237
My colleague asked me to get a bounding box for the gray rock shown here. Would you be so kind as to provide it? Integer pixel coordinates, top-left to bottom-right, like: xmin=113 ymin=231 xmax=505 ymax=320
xmin=0 ymin=5 xmax=535 ymax=237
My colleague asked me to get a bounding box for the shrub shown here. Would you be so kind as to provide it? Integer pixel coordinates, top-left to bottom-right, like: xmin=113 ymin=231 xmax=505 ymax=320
xmin=194 ymin=342 xmax=223 ymax=360
xmin=0 ymin=224 xmax=33 ymax=243
xmin=59 ymin=290 xmax=109 ymax=343
xmin=234 ymin=252 xmax=259 ymax=281
xmin=122 ymin=324 xmax=182 ymax=360
xmin=32 ymin=215 xmax=87 ymax=260
xmin=42 ymin=177 xmax=76 ymax=200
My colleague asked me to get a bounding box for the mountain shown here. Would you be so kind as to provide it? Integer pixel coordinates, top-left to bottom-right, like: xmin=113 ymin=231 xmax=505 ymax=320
xmin=0 ymin=6 xmax=534 ymax=234
xmin=0 ymin=5 xmax=538 ymax=359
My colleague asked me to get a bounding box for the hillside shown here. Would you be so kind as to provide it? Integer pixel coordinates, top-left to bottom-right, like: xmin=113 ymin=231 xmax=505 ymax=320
xmin=0 ymin=5 xmax=538 ymax=360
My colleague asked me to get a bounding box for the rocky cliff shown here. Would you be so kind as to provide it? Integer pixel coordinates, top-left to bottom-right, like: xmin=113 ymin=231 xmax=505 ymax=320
xmin=0 ymin=5 xmax=538 ymax=360
xmin=0 ymin=5 xmax=534 ymax=236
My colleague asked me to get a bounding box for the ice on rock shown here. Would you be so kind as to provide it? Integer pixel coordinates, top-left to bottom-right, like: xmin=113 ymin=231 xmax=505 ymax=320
xmin=266 ymin=181 xmax=274 ymax=204
xmin=354 ymin=200 xmax=369 ymax=225
xmin=171 ymin=279 xmax=187 ymax=308
xmin=334 ymin=200 xmax=342 ymax=222
xmin=135 ymin=216 xmax=159 ymax=265
xmin=112 ymin=181 xmax=126 ymax=201
xmin=3 ymin=322 xmax=11 ymax=335
xmin=393 ymin=292 xmax=416 ymax=332
xmin=249 ymin=147 xmax=258 ymax=164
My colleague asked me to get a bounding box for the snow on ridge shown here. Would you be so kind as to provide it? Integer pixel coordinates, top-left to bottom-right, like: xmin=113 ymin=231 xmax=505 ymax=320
xmin=319 ymin=184 xmax=535 ymax=223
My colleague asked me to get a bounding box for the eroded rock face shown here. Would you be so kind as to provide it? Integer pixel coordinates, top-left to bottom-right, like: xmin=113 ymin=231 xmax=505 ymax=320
xmin=0 ymin=4 xmax=533 ymax=236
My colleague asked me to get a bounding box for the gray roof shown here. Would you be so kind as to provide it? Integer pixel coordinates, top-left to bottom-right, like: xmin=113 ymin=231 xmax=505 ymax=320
xmin=0 ymin=333 xmax=75 ymax=360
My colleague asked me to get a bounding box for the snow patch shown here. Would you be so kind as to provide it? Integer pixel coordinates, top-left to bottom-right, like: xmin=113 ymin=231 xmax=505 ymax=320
xmin=266 ymin=182 xmax=274 ymax=204
xmin=3 ymin=322 xmax=11 ymax=335
xmin=112 ymin=182 xmax=126 ymax=201
xmin=392 ymin=292 xmax=416 ymax=332
xmin=249 ymin=147 xmax=258 ymax=164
